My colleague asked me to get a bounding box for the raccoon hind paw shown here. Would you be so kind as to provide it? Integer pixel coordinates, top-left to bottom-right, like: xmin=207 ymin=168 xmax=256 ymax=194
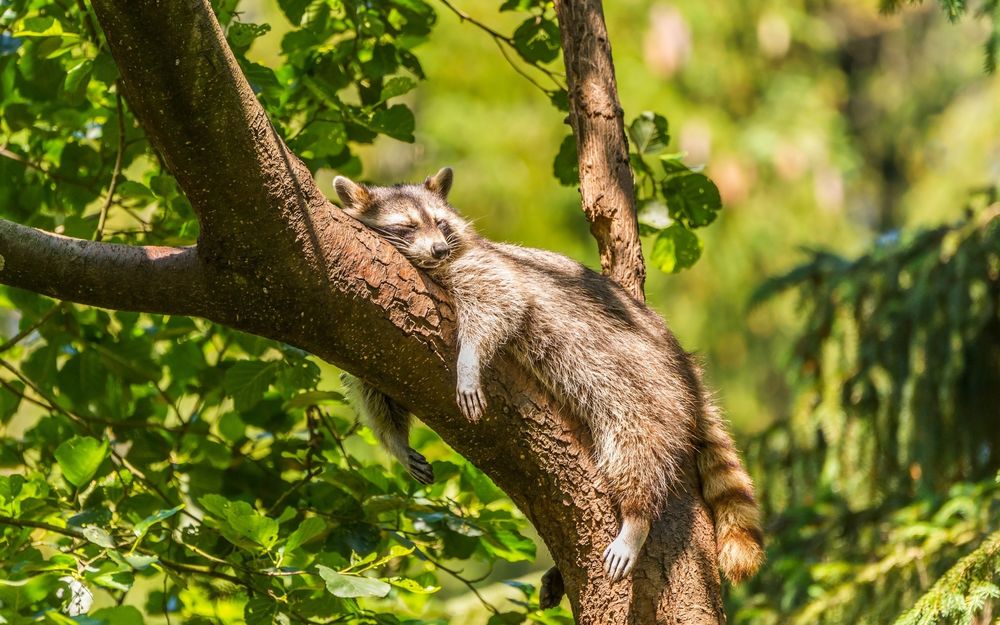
xmin=539 ymin=566 xmax=565 ymax=609
xmin=406 ymin=448 xmax=435 ymax=485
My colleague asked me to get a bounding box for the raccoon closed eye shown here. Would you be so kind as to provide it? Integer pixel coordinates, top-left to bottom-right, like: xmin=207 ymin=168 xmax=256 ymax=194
xmin=385 ymin=223 xmax=417 ymax=234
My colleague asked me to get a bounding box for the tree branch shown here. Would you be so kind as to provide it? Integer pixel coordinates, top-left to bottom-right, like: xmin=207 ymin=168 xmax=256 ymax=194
xmin=89 ymin=0 xmax=329 ymax=274
xmin=553 ymin=0 xmax=646 ymax=301
xmin=0 ymin=219 xmax=210 ymax=317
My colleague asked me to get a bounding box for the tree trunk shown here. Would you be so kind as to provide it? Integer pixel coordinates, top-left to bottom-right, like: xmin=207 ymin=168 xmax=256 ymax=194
xmin=0 ymin=1 xmax=724 ymax=622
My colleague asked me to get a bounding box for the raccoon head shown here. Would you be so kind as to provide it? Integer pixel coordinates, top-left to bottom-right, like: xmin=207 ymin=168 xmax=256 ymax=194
xmin=334 ymin=167 xmax=473 ymax=270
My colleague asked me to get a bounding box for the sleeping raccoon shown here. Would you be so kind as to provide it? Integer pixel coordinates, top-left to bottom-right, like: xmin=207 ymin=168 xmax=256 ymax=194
xmin=337 ymin=168 xmax=763 ymax=584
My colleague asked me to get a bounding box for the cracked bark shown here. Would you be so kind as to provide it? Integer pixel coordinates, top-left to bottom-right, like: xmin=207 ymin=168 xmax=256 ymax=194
xmin=0 ymin=0 xmax=723 ymax=622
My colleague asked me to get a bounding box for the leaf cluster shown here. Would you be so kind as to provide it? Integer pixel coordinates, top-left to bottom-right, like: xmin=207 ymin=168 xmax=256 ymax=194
xmin=0 ymin=306 xmax=551 ymax=625
xmin=733 ymin=198 xmax=1000 ymax=624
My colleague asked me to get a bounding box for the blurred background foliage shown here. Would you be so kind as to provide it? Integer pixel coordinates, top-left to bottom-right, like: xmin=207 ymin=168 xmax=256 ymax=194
xmin=0 ymin=0 xmax=998 ymax=624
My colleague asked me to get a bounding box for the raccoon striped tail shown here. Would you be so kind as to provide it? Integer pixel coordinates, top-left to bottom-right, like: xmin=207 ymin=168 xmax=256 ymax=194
xmin=696 ymin=391 xmax=765 ymax=583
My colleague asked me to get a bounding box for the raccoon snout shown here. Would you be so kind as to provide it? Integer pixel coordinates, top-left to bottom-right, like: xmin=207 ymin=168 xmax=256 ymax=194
xmin=431 ymin=242 xmax=451 ymax=260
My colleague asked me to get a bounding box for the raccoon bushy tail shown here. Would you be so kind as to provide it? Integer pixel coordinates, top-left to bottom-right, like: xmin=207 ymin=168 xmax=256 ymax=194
xmin=696 ymin=389 xmax=765 ymax=583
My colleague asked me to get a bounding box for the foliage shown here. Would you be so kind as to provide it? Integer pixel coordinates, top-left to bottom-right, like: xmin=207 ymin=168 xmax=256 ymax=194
xmin=735 ymin=202 xmax=1000 ymax=624
xmin=895 ymin=522 xmax=1000 ymax=625
xmin=628 ymin=112 xmax=722 ymax=273
xmin=0 ymin=307 xmax=554 ymax=624
xmin=751 ymin=197 xmax=1000 ymax=501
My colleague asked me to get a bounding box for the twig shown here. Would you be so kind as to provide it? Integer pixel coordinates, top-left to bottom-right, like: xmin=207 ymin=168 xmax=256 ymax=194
xmin=0 ymin=305 xmax=61 ymax=354
xmin=267 ymin=408 xmax=323 ymax=515
xmin=96 ymin=90 xmax=126 ymax=242
xmin=436 ymin=0 xmax=565 ymax=93
xmin=493 ymin=37 xmax=551 ymax=94
xmin=405 ymin=539 xmax=498 ymax=613
xmin=74 ymin=0 xmax=101 ymax=45
xmin=0 ymin=146 xmax=96 ymax=190
xmin=0 ymin=357 xmax=195 ymax=524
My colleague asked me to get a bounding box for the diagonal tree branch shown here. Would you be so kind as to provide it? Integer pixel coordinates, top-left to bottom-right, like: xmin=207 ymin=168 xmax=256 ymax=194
xmin=0 ymin=218 xmax=210 ymax=317
xmin=89 ymin=0 xmax=329 ymax=275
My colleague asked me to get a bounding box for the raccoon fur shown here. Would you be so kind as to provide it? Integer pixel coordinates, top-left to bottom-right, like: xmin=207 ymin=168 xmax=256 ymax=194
xmin=335 ymin=168 xmax=764 ymax=584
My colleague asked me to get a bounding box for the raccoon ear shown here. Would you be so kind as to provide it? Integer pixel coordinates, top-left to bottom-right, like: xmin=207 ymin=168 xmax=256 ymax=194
xmin=424 ymin=167 xmax=453 ymax=198
xmin=334 ymin=176 xmax=370 ymax=212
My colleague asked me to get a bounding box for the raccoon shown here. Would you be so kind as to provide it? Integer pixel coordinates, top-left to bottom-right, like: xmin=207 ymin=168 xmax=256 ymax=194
xmin=336 ymin=168 xmax=764 ymax=583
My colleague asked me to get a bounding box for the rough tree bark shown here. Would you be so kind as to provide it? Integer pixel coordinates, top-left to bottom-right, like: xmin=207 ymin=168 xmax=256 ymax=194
xmin=0 ymin=1 xmax=723 ymax=622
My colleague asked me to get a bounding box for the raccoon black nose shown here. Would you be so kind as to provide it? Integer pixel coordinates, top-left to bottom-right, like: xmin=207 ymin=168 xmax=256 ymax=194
xmin=431 ymin=243 xmax=450 ymax=259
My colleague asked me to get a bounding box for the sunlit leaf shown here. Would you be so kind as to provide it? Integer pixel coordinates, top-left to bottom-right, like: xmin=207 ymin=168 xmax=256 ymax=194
xmin=54 ymin=436 xmax=109 ymax=488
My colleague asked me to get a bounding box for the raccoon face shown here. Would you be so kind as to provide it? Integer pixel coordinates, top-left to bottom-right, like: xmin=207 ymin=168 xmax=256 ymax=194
xmin=335 ymin=168 xmax=471 ymax=270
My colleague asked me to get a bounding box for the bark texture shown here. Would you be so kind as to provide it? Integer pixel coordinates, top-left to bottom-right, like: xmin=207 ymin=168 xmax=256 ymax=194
xmin=0 ymin=1 xmax=724 ymax=622
xmin=553 ymin=0 xmax=646 ymax=302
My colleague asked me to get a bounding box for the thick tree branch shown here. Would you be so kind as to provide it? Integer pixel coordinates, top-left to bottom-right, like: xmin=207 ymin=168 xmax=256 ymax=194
xmin=0 ymin=219 xmax=209 ymax=317
xmin=89 ymin=0 xmax=328 ymax=275
xmin=553 ymin=0 xmax=646 ymax=301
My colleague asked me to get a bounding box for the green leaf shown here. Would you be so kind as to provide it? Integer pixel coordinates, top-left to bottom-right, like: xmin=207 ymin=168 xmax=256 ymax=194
xmin=381 ymin=76 xmax=416 ymax=101
xmin=244 ymin=596 xmax=278 ymax=625
xmin=55 ymin=436 xmax=109 ymax=488
xmin=226 ymin=511 xmax=280 ymax=550
xmin=663 ymin=173 xmax=722 ymax=228
xmin=367 ymin=104 xmax=415 ymax=142
xmin=91 ymin=606 xmax=144 ymax=625
xmin=63 ymin=59 xmax=93 ymax=99
xmin=500 ymin=0 xmax=543 ymax=11
xmin=650 ymin=225 xmax=702 ymax=273
xmin=82 ymin=526 xmax=116 ymax=549
xmin=386 ymin=576 xmax=440 ymax=594
xmin=0 ymin=381 xmax=23 ymax=424
xmin=285 ymin=516 xmax=327 ymax=553
xmin=512 ymin=17 xmax=561 ymax=63
xmin=637 ymin=199 xmax=672 ymax=231
xmin=482 ymin=528 xmax=536 ymax=562
xmin=12 ymin=17 xmax=71 ymax=39
xmin=198 ymin=494 xmax=279 ymax=551
xmin=628 ymin=112 xmax=670 ymax=156
xmin=283 ymin=390 xmax=345 ymax=409
xmin=461 ymin=465 xmax=505 ymax=505
xmin=552 ymin=135 xmax=579 ymax=186
xmin=292 ymin=120 xmax=347 ymax=159
xmin=217 ymin=411 xmax=246 ymax=442
xmin=278 ymin=0 xmax=313 ymax=24
xmin=224 ymin=361 xmax=281 ymax=411
xmin=121 ymin=554 xmax=158 ymax=570
xmin=228 ymin=22 xmax=271 ymax=54
xmin=132 ymin=505 xmax=184 ymax=539
xmin=361 ymin=545 xmax=414 ymax=571
xmin=549 ymin=89 xmax=569 ymax=112
xmin=316 ymin=565 xmax=391 ymax=598
xmin=487 ymin=613 xmax=526 ymax=625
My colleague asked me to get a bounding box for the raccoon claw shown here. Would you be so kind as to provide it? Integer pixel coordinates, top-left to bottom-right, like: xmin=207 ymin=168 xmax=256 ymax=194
xmin=602 ymin=538 xmax=639 ymax=582
xmin=539 ymin=566 xmax=565 ymax=609
xmin=457 ymin=386 xmax=487 ymax=422
xmin=406 ymin=448 xmax=434 ymax=485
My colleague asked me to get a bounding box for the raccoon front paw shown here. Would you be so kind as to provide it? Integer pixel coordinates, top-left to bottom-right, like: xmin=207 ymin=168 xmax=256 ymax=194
xmin=407 ymin=448 xmax=434 ymax=485
xmin=602 ymin=535 xmax=640 ymax=582
xmin=456 ymin=384 xmax=487 ymax=422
